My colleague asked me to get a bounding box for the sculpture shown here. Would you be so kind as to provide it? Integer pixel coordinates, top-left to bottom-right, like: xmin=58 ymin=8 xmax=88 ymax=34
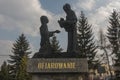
xmin=58 ymin=3 xmax=77 ymax=53
xmin=33 ymin=4 xmax=78 ymax=58
xmin=39 ymin=16 xmax=60 ymax=54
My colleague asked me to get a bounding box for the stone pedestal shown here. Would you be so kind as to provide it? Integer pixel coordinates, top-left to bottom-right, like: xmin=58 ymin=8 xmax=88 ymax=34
xmin=27 ymin=58 xmax=88 ymax=80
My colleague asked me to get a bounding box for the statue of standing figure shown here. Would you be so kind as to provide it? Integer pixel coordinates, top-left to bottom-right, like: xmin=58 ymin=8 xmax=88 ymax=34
xmin=58 ymin=3 xmax=77 ymax=53
xmin=39 ymin=16 xmax=60 ymax=54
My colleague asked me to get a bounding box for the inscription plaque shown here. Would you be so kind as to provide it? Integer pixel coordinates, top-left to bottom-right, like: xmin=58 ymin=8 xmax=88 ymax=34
xmin=27 ymin=58 xmax=88 ymax=73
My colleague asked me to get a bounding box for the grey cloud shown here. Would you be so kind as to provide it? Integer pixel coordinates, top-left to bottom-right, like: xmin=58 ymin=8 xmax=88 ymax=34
xmin=0 ymin=0 xmax=53 ymax=36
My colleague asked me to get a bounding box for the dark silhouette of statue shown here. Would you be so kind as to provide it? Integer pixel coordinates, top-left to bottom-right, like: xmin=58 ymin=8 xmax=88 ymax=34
xmin=39 ymin=16 xmax=60 ymax=54
xmin=58 ymin=3 xmax=77 ymax=53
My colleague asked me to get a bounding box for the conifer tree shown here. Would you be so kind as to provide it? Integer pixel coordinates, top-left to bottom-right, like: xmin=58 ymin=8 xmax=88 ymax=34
xmin=50 ymin=35 xmax=63 ymax=53
xmin=0 ymin=61 xmax=11 ymax=80
xmin=107 ymin=10 xmax=120 ymax=78
xmin=17 ymin=55 xmax=31 ymax=80
xmin=107 ymin=11 xmax=118 ymax=52
xmin=8 ymin=34 xmax=31 ymax=80
xmin=77 ymin=11 xmax=97 ymax=69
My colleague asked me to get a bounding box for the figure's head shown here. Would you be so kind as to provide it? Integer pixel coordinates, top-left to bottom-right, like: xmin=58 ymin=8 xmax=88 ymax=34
xmin=63 ymin=3 xmax=71 ymax=13
xmin=40 ymin=16 xmax=49 ymax=24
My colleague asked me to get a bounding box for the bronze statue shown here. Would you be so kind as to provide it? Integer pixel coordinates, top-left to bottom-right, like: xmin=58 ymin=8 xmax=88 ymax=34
xmin=58 ymin=3 xmax=77 ymax=53
xmin=33 ymin=4 xmax=78 ymax=58
xmin=39 ymin=16 xmax=60 ymax=53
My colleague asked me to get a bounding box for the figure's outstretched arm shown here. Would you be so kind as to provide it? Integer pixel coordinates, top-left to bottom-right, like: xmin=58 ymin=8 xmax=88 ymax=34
xmin=49 ymin=30 xmax=60 ymax=37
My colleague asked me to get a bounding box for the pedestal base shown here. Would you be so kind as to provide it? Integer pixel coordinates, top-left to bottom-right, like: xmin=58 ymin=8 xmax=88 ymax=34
xmin=31 ymin=73 xmax=88 ymax=80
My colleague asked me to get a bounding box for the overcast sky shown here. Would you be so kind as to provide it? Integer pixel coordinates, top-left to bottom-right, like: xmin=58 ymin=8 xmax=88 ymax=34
xmin=0 ymin=0 xmax=120 ymax=66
